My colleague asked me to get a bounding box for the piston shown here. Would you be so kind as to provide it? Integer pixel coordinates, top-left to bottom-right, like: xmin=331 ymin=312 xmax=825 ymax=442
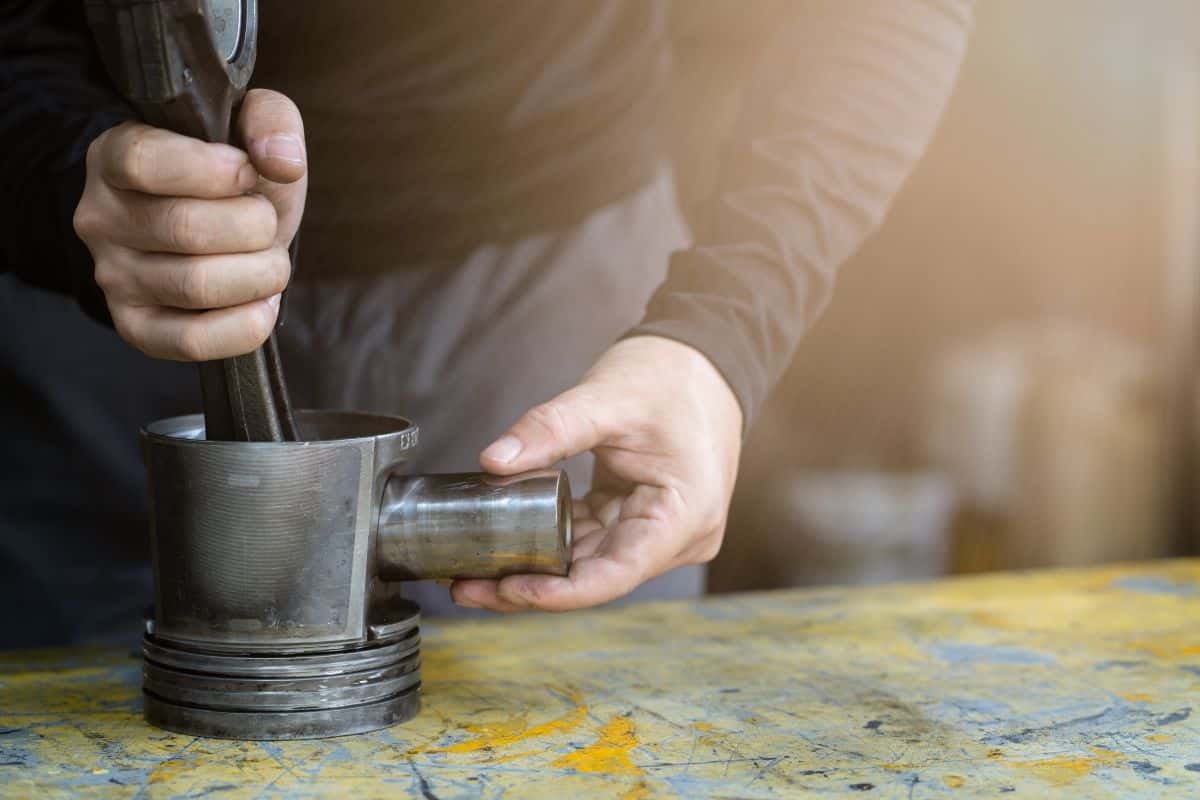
xmin=83 ymin=0 xmax=572 ymax=742
xmin=139 ymin=410 xmax=571 ymax=739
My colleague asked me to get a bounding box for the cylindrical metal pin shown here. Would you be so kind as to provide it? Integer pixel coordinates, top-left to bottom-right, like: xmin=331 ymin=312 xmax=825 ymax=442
xmin=377 ymin=471 xmax=572 ymax=580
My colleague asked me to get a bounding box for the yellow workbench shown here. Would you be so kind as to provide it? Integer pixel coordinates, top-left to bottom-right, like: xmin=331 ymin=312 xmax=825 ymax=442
xmin=2 ymin=561 xmax=1199 ymax=798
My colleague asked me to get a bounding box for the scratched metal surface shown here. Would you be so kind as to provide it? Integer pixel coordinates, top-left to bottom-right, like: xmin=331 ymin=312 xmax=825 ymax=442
xmin=1 ymin=561 xmax=1199 ymax=798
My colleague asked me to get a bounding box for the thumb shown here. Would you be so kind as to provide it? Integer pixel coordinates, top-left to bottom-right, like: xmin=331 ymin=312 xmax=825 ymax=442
xmin=481 ymin=387 xmax=611 ymax=475
xmin=239 ymin=89 xmax=306 ymax=184
xmin=237 ymin=89 xmax=307 ymax=244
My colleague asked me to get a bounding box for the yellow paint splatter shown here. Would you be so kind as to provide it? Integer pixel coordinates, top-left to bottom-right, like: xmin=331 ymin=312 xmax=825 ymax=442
xmin=1008 ymin=747 xmax=1124 ymax=787
xmin=8 ymin=562 xmax=1200 ymax=797
xmin=1010 ymin=756 xmax=1094 ymax=786
xmin=479 ymin=750 xmax=540 ymax=764
xmin=440 ymin=704 xmax=587 ymax=754
xmin=1090 ymin=747 xmax=1125 ymax=762
xmin=410 ymin=687 xmax=588 ymax=756
xmin=1129 ymin=638 xmax=1200 ymax=659
xmin=971 ymin=610 xmax=1016 ymax=630
xmin=147 ymin=759 xmax=189 ymax=785
xmin=621 ymin=782 xmax=652 ymax=800
xmin=553 ymin=715 xmax=643 ymax=776
xmin=1122 ymin=692 xmax=1154 ymax=703
xmin=943 ymin=774 xmax=965 ymax=788
xmin=693 ymin=722 xmax=715 ymax=732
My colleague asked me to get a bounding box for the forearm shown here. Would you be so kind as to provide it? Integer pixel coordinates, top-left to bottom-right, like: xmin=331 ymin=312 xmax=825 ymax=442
xmin=0 ymin=0 xmax=131 ymax=322
xmin=632 ymin=0 xmax=974 ymax=426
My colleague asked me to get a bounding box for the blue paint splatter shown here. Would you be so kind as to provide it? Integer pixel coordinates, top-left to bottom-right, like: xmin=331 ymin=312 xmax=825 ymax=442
xmin=928 ymin=642 xmax=1055 ymax=666
xmin=983 ymin=704 xmax=1144 ymax=745
xmin=1156 ymin=708 xmax=1191 ymax=727
xmin=929 ymin=697 xmax=1010 ymax=730
xmin=948 ymin=698 xmax=1009 ymax=717
xmin=1129 ymin=760 xmax=1161 ymax=775
xmin=1185 ymin=763 xmax=1200 ymax=773
xmin=1094 ymin=660 xmax=1144 ymax=671
xmin=1181 ymin=666 xmax=1200 ymax=678
xmin=1112 ymin=576 xmax=1198 ymax=597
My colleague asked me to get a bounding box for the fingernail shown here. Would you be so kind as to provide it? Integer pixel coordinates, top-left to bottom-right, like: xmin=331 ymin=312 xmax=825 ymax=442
xmin=264 ymin=135 xmax=304 ymax=165
xmin=482 ymin=435 xmax=522 ymax=464
xmin=236 ymin=163 xmax=257 ymax=192
xmin=266 ymin=293 xmax=282 ymax=312
xmin=454 ymin=595 xmax=480 ymax=609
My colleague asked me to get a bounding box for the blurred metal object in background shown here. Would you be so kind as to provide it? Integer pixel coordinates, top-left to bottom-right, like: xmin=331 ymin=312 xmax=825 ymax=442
xmin=765 ymin=471 xmax=955 ymax=587
xmin=923 ymin=322 xmax=1168 ymax=571
xmin=713 ymin=0 xmax=1193 ymax=594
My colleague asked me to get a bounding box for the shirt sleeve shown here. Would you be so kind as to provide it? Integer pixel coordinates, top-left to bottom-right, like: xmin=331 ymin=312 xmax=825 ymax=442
xmin=0 ymin=0 xmax=132 ymax=325
xmin=628 ymin=0 xmax=975 ymax=428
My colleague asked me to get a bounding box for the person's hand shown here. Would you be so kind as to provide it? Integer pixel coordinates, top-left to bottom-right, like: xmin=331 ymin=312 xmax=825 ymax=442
xmin=452 ymin=335 xmax=743 ymax=611
xmin=73 ymin=89 xmax=307 ymax=360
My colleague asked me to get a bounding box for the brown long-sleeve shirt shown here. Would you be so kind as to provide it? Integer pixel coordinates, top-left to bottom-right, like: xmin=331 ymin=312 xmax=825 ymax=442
xmin=0 ymin=0 xmax=973 ymax=424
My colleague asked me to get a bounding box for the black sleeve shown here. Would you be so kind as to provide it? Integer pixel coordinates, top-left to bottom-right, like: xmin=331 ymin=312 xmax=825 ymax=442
xmin=0 ymin=0 xmax=132 ymax=324
xmin=628 ymin=0 xmax=974 ymax=427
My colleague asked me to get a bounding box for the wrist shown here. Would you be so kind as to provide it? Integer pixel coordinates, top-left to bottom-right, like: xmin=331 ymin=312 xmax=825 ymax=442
xmin=598 ymin=335 xmax=744 ymax=434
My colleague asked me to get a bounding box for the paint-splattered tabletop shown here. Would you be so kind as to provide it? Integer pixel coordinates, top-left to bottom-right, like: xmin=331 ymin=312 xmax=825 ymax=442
xmin=2 ymin=561 xmax=1199 ymax=798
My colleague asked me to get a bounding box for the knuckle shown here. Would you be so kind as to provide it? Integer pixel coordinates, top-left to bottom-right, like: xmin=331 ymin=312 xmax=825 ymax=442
xmin=164 ymin=200 xmax=205 ymax=251
xmin=178 ymin=259 xmax=215 ymax=308
xmin=84 ymin=131 xmax=103 ymax=169
xmin=623 ymin=554 xmax=652 ymax=588
xmin=701 ymin=507 xmax=729 ymax=542
xmin=109 ymin=308 xmax=144 ymax=350
xmin=120 ymin=128 xmax=156 ymax=189
xmin=526 ymin=402 xmax=572 ymax=442
xmin=518 ymin=580 xmax=547 ymax=604
xmin=72 ymin=202 xmax=101 ymax=242
xmin=694 ymin=533 xmax=723 ymax=564
xmin=247 ymin=89 xmax=302 ymax=124
xmin=85 ymin=130 xmax=108 ymax=173
xmin=174 ymin=321 xmax=213 ymax=362
xmin=92 ymin=259 xmax=122 ymax=295
xmin=244 ymin=197 xmax=278 ymax=247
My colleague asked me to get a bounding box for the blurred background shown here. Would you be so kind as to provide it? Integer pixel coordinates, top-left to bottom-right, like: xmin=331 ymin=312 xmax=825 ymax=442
xmin=680 ymin=0 xmax=1200 ymax=592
